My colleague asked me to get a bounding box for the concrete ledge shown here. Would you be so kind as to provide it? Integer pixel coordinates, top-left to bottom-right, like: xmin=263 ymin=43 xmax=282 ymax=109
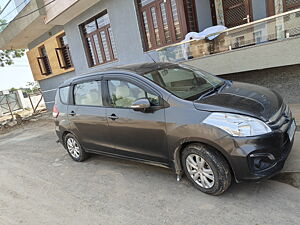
xmin=0 ymin=0 xmax=54 ymax=49
xmin=183 ymin=36 xmax=300 ymax=75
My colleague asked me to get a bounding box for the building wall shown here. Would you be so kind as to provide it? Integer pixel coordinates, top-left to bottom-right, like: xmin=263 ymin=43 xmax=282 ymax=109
xmin=221 ymin=64 xmax=300 ymax=104
xmin=64 ymin=0 xmax=157 ymax=77
xmin=39 ymin=71 xmax=76 ymax=109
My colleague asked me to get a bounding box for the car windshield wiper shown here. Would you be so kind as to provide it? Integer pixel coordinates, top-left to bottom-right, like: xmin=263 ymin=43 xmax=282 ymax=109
xmin=197 ymin=81 xmax=226 ymax=100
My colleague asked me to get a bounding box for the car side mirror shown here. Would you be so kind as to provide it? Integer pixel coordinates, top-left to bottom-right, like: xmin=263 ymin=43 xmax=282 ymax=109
xmin=130 ymin=98 xmax=151 ymax=111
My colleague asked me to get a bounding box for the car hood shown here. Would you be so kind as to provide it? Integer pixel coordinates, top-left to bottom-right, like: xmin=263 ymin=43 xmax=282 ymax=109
xmin=194 ymin=81 xmax=283 ymax=122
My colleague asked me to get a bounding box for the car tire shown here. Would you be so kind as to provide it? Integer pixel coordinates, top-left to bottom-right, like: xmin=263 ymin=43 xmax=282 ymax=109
xmin=64 ymin=133 xmax=88 ymax=162
xmin=181 ymin=143 xmax=232 ymax=195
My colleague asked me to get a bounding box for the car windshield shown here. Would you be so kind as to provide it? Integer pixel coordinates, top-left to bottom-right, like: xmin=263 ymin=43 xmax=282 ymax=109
xmin=143 ymin=65 xmax=224 ymax=100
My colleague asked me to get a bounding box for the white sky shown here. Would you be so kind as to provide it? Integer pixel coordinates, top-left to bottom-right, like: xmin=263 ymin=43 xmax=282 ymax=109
xmin=0 ymin=55 xmax=35 ymax=90
xmin=0 ymin=1 xmax=36 ymax=90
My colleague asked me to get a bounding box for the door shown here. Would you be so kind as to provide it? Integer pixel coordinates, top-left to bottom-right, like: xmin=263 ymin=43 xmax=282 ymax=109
xmin=104 ymin=77 xmax=169 ymax=164
xmin=67 ymin=80 xmax=114 ymax=153
xmin=222 ymin=0 xmax=253 ymax=28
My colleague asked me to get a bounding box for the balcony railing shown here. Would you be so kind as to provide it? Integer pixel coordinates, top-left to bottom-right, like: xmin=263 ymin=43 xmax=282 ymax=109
xmin=157 ymin=8 xmax=300 ymax=63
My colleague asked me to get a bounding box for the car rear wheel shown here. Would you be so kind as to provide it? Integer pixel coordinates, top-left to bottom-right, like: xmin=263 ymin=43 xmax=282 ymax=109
xmin=64 ymin=133 xmax=87 ymax=162
xmin=181 ymin=144 xmax=232 ymax=195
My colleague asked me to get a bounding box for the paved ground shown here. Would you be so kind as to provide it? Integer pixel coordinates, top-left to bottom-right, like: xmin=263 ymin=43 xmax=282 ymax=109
xmin=0 ymin=117 xmax=300 ymax=225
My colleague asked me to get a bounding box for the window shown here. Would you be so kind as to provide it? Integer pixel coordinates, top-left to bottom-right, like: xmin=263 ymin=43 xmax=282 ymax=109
xmin=59 ymin=86 xmax=70 ymax=104
xmin=137 ymin=0 xmax=197 ymax=50
xmin=37 ymin=46 xmax=52 ymax=75
xmin=80 ymin=11 xmax=117 ymax=67
xmin=143 ymin=65 xmax=223 ymax=100
xmin=74 ymin=81 xmax=103 ymax=106
xmin=56 ymin=33 xmax=73 ymax=69
xmin=108 ymin=80 xmax=159 ymax=108
xmin=283 ymin=0 xmax=300 ymax=12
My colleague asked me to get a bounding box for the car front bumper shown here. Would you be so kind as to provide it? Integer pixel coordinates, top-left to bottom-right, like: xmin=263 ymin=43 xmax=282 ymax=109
xmin=228 ymin=119 xmax=296 ymax=183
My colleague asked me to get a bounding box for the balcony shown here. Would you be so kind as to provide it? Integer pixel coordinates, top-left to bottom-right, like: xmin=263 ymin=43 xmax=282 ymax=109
xmin=43 ymin=0 xmax=100 ymax=25
xmin=156 ymin=8 xmax=300 ymax=75
xmin=0 ymin=0 xmax=55 ymax=49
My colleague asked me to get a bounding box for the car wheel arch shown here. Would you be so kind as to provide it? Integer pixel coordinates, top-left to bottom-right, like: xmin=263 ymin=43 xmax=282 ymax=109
xmin=62 ymin=131 xmax=81 ymax=148
xmin=172 ymin=139 xmax=236 ymax=181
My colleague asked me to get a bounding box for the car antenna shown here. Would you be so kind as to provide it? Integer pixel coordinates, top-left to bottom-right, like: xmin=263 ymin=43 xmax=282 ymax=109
xmin=147 ymin=52 xmax=157 ymax=63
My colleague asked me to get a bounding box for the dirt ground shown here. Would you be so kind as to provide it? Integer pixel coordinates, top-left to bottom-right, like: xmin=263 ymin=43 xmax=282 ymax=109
xmin=0 ymin=117 xmax=300 ymax=225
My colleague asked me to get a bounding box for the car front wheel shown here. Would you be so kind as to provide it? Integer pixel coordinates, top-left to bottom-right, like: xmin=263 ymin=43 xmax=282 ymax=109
xmin=181 ymin=144 xmax=232 ymax=195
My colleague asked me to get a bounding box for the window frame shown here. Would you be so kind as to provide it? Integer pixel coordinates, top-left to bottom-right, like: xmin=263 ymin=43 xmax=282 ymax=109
xmin=37 ymin=45 xmax=52 ymax=76
xmin=136 ymin=0 xmax=197 ymax=51
xmin=79 ymin=10 xmax=117 ymax=68
xmin=55 ymin=33 xmax=73 ymax=69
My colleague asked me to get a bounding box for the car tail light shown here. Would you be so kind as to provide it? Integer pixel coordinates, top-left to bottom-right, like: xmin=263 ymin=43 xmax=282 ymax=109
xmin=53 ymin=105 xmax=59 ymax=118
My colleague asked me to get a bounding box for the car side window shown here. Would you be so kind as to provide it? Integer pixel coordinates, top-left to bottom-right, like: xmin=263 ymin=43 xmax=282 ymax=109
xmin=108 ymin=80 xmax=159 ymax=108
xmin=59 ymin=86 xmax=70 ymax=104
xmin=74 ymin=81 xmax=103 ymax=106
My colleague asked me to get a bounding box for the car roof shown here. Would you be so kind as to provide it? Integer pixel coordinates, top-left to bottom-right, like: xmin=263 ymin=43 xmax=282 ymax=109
xmin=59 ymin=62 xmax=177 ymax=87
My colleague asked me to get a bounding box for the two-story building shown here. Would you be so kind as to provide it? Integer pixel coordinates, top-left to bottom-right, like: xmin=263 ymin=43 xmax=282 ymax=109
xmin=0 ymin=0 xmax=299 ymax=110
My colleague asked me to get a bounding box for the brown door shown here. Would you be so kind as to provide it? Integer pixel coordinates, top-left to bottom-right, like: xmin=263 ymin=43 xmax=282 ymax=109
xmin=222 ymin=0 xmax=253 ymax=28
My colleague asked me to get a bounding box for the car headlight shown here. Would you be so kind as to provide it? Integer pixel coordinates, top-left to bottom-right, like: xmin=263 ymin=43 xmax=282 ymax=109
xmin=203 ymin=113 xmax=272 ymax=137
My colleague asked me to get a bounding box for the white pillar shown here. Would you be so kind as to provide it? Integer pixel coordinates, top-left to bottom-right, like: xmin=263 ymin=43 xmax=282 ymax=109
xmin=15 ymin=90 xmax=26 ymax=109
xmin=214 ymin=0 xmax=225 ymax=25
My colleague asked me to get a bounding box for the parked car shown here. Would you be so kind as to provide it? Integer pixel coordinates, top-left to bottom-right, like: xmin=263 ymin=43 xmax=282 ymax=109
xmin=53 ymin=63 xmax=296 ymax=195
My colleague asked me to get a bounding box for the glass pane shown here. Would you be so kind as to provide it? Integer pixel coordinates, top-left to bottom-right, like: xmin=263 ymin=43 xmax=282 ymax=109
xmin=59 ymin=86 xmax=70 ymax=104
xmin=93 ymin=34 xmax=104 ymax=64
xmin=142 ymin=11 xmax=152 ymax=49
xmin=84 ymin=20 xmax=97 ymax=34
xmin=147 ymin=93 xmax=159 ymax=106
xmin=108 ymin=27 xmax=118 ymax=59
xmin=170 ymin=0 xmax=182 ymax=40
xmin=150 ymin=7 xmax=161 ymax=46
xmin=100 ymin=31 xmax=111 ymax=61
xmin=87 ymin=37 xmax=96 ymax=66
xmin=160 ymin=3 xmax=171 ymax=43
xmin=96 ymin=13 xmax=110 ymax=28
xmin=108 ymin=80 xmax=146 ymax=108
xmin=59 ymin=35 xmax=68 ymax=46
xmin=150 ymin=7 xmax=161 ymax=45
xmin=144 ymin=65 xmax=223 ymax=100
xmin=74 ymin=81 xmax=102 ymax=106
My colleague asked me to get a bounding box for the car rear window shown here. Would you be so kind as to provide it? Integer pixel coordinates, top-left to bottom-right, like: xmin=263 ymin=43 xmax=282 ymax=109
xmin=59 ymin=86 xmax=70 ymax=104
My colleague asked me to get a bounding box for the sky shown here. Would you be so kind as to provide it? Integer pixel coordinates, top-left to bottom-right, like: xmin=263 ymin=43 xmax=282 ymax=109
xmin=0 ymin=55 xmax=35 ymax=90
xmin=0 ymin=1 xmax=35 ymax=90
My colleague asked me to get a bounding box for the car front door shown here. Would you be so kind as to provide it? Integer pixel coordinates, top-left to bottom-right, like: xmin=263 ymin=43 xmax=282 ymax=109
xmin=67 ymin=79 xmax=114 ymax=153
xmin=103 ymin=76 xmax=169 ymax=165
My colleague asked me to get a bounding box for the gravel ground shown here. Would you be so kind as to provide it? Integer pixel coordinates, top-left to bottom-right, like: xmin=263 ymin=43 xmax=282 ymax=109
xmin=0 ymin=118 xmax=300 ymax=225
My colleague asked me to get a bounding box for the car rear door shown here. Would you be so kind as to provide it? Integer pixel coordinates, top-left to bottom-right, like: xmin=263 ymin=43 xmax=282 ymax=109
xmin=67 ymin=78 xmax=114 ymax=153
xmin=103 ymin=75 xmax=170 ymax=165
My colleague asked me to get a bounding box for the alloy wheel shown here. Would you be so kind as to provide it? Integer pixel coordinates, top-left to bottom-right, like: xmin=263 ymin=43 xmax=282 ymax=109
xmin=66 ymin=138 xmax=80 ymax=159
xmin=186 ymin=154 xmax=215 ymax=189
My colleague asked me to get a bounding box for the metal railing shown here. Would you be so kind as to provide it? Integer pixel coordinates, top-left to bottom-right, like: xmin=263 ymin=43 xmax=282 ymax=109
xmin=157 ymin=8 xmax=300 ymax=63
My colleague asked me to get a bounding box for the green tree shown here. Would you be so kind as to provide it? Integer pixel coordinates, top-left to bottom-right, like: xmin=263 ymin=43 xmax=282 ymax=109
xmin=0 ymin=10 xmax=25 ymax=66
xmin=26 ymin=82 xmax=40 ymax=94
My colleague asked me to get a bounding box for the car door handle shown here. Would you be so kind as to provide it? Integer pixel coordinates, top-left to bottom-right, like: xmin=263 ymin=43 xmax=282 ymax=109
xmin=69 ymin=111 xmax=76 ymax=116
xmin=108 ymin=114 xmax=119 ymax=121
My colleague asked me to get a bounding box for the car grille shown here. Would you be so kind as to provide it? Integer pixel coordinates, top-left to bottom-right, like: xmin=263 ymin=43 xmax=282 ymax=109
xmin=267 ymin=104 xmax=292 ymax=130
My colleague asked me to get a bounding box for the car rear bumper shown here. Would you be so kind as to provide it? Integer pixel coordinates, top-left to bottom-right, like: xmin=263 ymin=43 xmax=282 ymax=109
xmin=229 ymin=119 xmax=295 ymax=183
